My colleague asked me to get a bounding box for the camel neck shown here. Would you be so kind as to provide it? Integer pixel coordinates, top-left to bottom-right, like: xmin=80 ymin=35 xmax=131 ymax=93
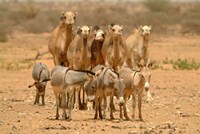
xmin=113 ymin=36 xmax=120 ymax=61
xmin=96 ymin=40 xmax=103 ymax=62
xmin=81 ymin=38 xmax=88 ymax=58
xmin=64 ymin=24 xmax=73 ymax=51
xmin=143 ymin=36 xmax=149 ymax=46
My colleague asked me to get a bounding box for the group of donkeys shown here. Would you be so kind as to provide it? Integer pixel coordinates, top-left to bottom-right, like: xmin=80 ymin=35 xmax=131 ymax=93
xmin=28 ymin=11 xmax=153 ymax=121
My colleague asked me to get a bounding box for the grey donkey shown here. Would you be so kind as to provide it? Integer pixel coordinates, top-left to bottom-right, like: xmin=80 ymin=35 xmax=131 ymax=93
xmin=28 ymin=62 xmax=50 ymax=105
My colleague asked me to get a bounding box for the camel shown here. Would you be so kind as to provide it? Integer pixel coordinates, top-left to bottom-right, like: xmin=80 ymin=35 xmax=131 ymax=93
xmin=90 ymin=26 xmax=105 ymax=68
xmin=101 ymin=24 xmax=126 ymax=71
xmin=48 ymin=11 xmax=77 ymax=66
xmin=125 ymin=25 xmax=151 ymax=69
xmin=67 ymin=25 xmax=92 ymax=110
xmin=67 ymin=25 xmax=92 ymax=70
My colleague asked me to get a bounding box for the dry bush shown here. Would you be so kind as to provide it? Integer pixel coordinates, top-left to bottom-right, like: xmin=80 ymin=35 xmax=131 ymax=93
xmin=181 ymin=3 xmax=200 ymax=34
xmin=1 ymin=0 xmax=200 ymax=42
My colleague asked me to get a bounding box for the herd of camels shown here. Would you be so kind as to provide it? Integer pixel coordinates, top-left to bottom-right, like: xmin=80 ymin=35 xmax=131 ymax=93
xmin=46 ymin=11 xmax=153 ymax=120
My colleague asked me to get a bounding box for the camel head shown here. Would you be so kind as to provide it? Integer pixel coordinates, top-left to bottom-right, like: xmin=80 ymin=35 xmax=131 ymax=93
xmin=139 ymin=25 xmax=151 ymax=38
xmin=78 ymin=25 xmax=92 ymax=39
xmin=108 ymin=24 xmax=123 ymax=37
xmin=60 ymin=11 xmax=78 ymax=25
xmin=94 ymin=29 xmax=105 ymax=41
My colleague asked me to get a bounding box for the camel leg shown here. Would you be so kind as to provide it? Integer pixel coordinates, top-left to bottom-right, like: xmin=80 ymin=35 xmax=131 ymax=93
xmin=54 ymin=56 xmax=60 ymax=66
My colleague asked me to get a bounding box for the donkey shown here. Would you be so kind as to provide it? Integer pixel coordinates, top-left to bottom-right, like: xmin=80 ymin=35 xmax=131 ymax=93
xmin=28 ymin=62 xmax=50 ymax=105
xmin=118 ymin=64 xmax=153 ymax=121
xmin=50 ymin=66 xmax=95 ymax=120
xmin=84 ymin=65 xmax=125 ymax=120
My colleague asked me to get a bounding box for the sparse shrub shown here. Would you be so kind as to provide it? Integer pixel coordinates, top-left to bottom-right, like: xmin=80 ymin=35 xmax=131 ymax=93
xmin=181 ymin=4 xmax=200 ymax=34
xmin=144 ymin=0 xmax=171 ymax=12
xmin=163 ymin=58 xmax=173 ymax=64
xmin=151 ymin=60 xmax=161 ymax=70
xmin=0 ymin=24 xmax=9 ymax=42
xmin=173 ymin=59 xmax=200 ymax=70
xmin=163 ymin=58 xmax=200 ymax=70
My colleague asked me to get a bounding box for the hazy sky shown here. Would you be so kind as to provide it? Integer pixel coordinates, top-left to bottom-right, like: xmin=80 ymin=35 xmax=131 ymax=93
xmin=1 ymin=0 xmax=200 ymax=2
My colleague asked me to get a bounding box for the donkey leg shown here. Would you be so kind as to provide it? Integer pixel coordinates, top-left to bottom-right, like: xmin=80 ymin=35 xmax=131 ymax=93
xmin=74 ymin=87 xmax=80 ymax=110
xmin=120 ymin=105 xmax=123 ymax=120
xmin=132 ymin=92 xmax=136 ymax=120
xmin=94 ymin=98 xmax=98 ymax=119
xmin=41 ymin=94 xmax=45 ymax=106
xmin=138 ymin=93 xmax=143 ymax=121
xmin=34 ymin=92 xmax=39 ymax=105
xmin=110 ymin=96 xmax=115 ymax=120
xmin=99 ymin=98 xmax=103 ymax=119
xmin=67 ymin=93 xmax=73 ymax=121
xmin=103 ymin=97 xmax=107 ymax=119
xmin=55 ymin=94 xmax=60 ymax=120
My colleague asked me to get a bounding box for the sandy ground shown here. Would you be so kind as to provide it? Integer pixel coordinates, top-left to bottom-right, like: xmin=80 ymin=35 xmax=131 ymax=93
xmin=0 ymin=32 xmax=200 ymax=134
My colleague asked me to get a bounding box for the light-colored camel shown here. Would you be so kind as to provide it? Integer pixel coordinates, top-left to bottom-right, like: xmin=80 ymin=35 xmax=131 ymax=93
xmin=67 ymin=25 xmax=92 ymax=110
xmin=48 ymin=11 xmax=77 ymax=66
xmin=125 ymin=25 xmax=151 ymax=69
xmin=101 ymin=24 xmax=126 ymax=71
xmin=67 ymin=25 xmax=92 ymax=70
xmin=90 ymin=27 xmax=105 ymax=68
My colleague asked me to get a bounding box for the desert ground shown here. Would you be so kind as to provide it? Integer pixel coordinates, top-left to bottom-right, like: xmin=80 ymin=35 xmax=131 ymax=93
xmin=0 ymin=31 xmax=200 ymax=134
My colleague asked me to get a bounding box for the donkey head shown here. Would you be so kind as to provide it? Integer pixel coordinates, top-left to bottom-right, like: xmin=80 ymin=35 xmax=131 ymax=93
xmin=109 ymin=70 xmax=125 ymax=106
xmin=138 ymin=64 xmax=151 ymax=91
xmin=138 ymin=64 xmax=153 ymax=102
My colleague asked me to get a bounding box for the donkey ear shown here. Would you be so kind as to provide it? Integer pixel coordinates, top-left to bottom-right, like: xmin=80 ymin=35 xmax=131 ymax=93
xmin=109 ymin=75 xmax=116 ymax=83
xmin=137 ymin=62 xmax=144 ymax=70
xmin=95 ymin=67 xmax=104 ymax=77
xmin=87 ymin=73 xmax=95 ymax=80
xmin=147 ymin=62 xmax=153 ymax=68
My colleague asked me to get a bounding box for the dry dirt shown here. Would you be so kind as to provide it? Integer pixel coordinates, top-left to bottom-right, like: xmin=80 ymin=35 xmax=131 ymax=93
xmin=0 ymin=32 xmax=200 ymax=134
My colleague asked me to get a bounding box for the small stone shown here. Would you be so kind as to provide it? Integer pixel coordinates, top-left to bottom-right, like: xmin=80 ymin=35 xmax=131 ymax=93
xmin=194 ymin=113 xmax=200 ymax=117
xmin=112 ymin=119 xmax=120 ymax=123
xmin=140 ymin=125 xmax=147 ymax=129
xmin=112 ymin=125 xmax=121 ymax=129
xmin=101 ymin=128 xmax=105 ymax=131
xmin=128 ymin=130 xmax=137 ymax=134
xmin=0 ymin=120 xmax=4 ymax=125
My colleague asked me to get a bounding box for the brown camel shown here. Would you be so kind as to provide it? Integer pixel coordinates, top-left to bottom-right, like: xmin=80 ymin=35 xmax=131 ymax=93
xmin=101 ymin=24 xmax=126 ymax=71
xmin=90 ymin=26 xmax=106 ymax=68
xmin=125 ymin=25 xmax=151 ymax=69
xmin=67 ymin=25 xmax=92 ymax=110
xmin=48 ymin=11 xmax=77 ymax=66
